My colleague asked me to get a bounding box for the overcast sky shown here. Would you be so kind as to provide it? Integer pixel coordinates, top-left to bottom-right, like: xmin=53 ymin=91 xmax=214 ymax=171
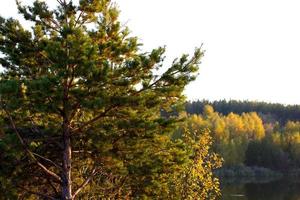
xmin=1 ymin=0 xmax=300 ymax=105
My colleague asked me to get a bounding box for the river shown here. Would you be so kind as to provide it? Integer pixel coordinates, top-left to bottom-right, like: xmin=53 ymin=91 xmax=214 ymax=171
xmin=221 ymin=178 xmax=300 ymax=200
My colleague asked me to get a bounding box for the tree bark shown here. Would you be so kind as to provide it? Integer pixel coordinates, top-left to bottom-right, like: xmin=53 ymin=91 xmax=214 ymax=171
xmin=62 ymin=118 xmax=72 ymax=200
xmin=62 ymin=58 xmax=73 ymax=198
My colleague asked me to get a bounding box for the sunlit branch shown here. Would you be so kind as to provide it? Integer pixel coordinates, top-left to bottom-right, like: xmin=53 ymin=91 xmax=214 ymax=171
xmin=32 ymin=152 xmax=62 ymax=170
xmin=72 ymin=167 xmax=97 ymax=198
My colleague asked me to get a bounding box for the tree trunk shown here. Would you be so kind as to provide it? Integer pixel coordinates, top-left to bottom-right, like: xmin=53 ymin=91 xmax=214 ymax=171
xmin=62 ymin=119 xmax=72 ymax=200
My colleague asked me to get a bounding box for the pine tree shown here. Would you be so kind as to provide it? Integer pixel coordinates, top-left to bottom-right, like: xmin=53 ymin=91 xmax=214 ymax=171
xmin=0 ymin=0 xmax=204 ymax=199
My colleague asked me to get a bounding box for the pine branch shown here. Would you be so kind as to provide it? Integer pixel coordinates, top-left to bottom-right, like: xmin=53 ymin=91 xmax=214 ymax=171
xmin=56 ymin=0 xmax=64 ymax=5
xmin=74 ymin=11 xmax=84 ymax=28
xmin=72 ymin=167 xmax=97 ymax=198
xmin=71 ymin=106 xmax=115 ymax=134
xmin=18 ymin=186 xmax=57 ymax=200
xmin=46 ymin=177 xmax=60 ymax=197
xmin=2 ymin=106 xmax=62 ymax=183
xmin=72 ymin=166 xmax=118 ymax=198
xmin=72 ymin=150 xmax=93 ymax=154
xmin=32 ymin=152 xmax=62 ymax=170
xmin=69 ymin=102 xmax=80 ymax=123
xmin=39 ymin=51 xmax=55 ymax=65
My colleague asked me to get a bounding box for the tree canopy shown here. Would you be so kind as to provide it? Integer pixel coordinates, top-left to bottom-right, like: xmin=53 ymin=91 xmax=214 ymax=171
xmin=0 ymin=0 xmax=222 ymax=199
xmin=186 ymin=100 xmax=300 ymax=124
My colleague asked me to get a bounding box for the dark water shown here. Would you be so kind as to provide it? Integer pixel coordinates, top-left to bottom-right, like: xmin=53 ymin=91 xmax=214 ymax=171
xmin=221 ymin=178 xmax=300 ymax=200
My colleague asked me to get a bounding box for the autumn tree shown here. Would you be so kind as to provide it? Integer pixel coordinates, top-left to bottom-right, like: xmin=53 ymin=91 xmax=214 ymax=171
xmin=0 ymin=0 xmax=208 ymax=199
xmin=171 ymin=112 xmax=222 ymax=200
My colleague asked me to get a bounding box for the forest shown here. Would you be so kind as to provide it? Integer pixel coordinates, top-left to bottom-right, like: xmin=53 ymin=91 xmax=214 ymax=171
xmin=0 ymin=0 xmax=299 ymax=199
xmin=185 ymin=100 xmax=300 ymax=175
xmin=186 ymin=100 xmax=300 ymax=125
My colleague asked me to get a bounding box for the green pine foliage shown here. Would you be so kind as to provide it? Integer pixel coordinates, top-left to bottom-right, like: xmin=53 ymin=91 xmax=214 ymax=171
xmin=0 ymin=0 xmax=221 ymax=199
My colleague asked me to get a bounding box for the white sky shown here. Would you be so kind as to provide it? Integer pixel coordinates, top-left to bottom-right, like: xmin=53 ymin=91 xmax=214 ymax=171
xmin=1 ymin=0 xmax=300 ymax=105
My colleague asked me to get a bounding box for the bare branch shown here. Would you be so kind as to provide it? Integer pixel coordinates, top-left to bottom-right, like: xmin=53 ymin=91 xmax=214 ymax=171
xmin=56 ymin=0 xmax=64 ymax=5
xmin=69 ymin=102 xmax=80 ymax=123
xmin=74 ymin=11 xmax=84 ymax=28
xmin=72 ymin=167 xmax=97 ymax=198
xmin=72 ymin=166 xmax=117 ymax=198
xmin=2 ymin=108 xmax=62 ymax=183
xmin=40 ymin=19 xmax=61 ymax=32
xmin=32 ymin=152 xmax=62 ymax=170
xmin=71 ymin=106 xmax=115 ymax=134
xmin=72 ymin=150 xmax=93 ymax=154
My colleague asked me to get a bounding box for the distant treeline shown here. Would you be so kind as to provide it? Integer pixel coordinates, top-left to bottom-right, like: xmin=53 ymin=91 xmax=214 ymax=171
xmin=185 ymin=100 xmax=300 ymax=125
xmin=179 ymin=104 xmax=300 ymax=172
